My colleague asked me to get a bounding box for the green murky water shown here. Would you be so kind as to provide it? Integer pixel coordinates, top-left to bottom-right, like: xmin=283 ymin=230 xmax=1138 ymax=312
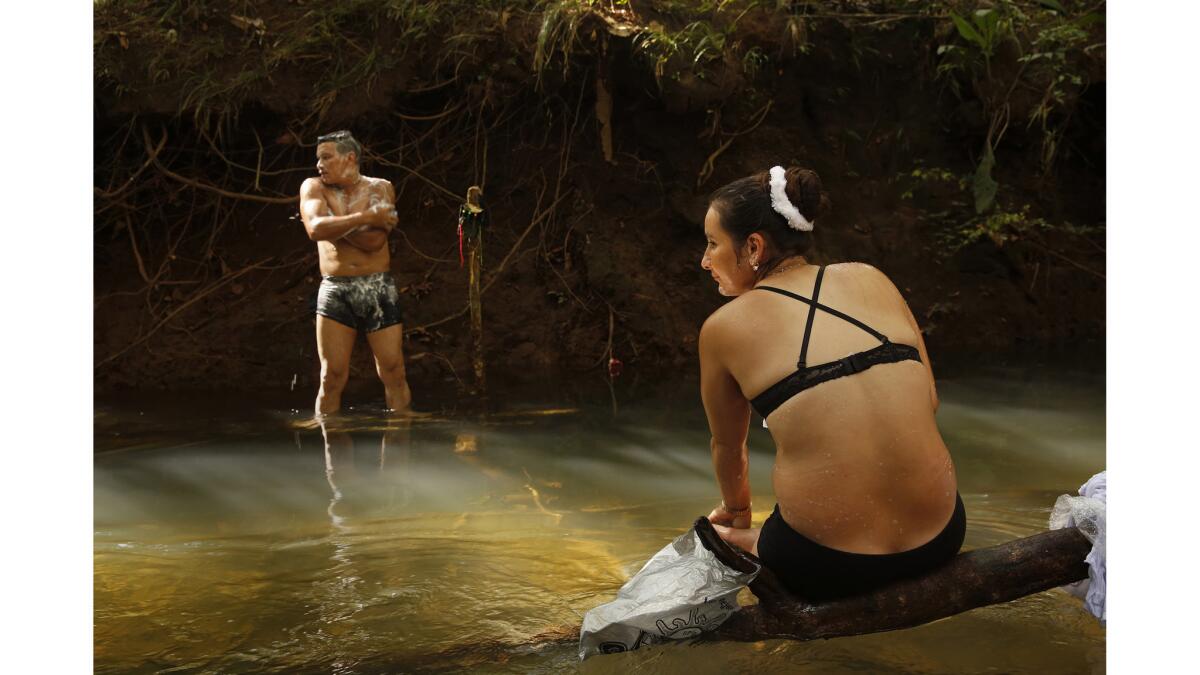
xmin=95 ymin=364 xmax=1105 ymax=673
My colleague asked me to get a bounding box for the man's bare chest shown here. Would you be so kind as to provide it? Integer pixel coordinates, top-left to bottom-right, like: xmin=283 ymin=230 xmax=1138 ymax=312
xmin=322 ymin=182 xmax=385 ymax=217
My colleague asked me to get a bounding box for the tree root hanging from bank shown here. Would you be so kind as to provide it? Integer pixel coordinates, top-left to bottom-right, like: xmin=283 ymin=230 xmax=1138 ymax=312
xmin=142 ymin=127 xmax=297 ymax=205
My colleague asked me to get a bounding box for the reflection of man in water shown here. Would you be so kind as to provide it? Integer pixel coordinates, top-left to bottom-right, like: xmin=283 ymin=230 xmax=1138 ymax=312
xmin=300 ymin=130 xmax=412 ymax=415
xmin=316 ymin=416 xmax=410 ymax=651
xmin=320 ymin=417 xmax=411 ymax=524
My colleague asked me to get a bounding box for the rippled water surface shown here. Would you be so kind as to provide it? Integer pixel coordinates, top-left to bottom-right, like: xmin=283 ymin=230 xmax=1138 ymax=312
xmin=95 ymin=364 xmax=1105 ymax=673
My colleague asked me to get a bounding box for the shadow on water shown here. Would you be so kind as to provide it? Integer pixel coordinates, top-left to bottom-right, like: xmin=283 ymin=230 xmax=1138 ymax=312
xmin=94 ymin=361 xmax=1104 ymax=674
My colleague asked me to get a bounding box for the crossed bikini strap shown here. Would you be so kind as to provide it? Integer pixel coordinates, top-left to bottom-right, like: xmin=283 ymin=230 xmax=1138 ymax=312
xmin=756 ymin=267 xmax=890 ymax=367
xmin=798 ymin=265 xmax=825 ymax=367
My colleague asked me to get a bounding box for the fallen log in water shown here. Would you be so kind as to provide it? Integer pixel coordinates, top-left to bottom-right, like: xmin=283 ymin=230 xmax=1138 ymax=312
xmin=693 ymin=517 xmax=1092 ymax=643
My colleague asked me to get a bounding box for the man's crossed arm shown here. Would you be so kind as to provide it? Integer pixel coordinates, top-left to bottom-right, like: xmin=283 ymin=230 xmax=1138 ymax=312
xmin=299 ymin=178 xmax=398 ymax=242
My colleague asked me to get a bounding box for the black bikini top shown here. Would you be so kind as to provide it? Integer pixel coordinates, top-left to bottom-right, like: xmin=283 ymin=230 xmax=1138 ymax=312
xmin=749 ymin=266 xmax=922 ymax=418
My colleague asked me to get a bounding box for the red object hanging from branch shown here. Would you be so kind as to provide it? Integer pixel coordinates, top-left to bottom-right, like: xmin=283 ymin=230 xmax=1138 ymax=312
xmin=457 ymin=217 xmax=465 ymax=268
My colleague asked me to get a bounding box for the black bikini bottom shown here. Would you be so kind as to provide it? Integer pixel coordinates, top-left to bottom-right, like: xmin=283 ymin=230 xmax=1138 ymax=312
xmin=757 ymin=494 xmax=966 ymax=603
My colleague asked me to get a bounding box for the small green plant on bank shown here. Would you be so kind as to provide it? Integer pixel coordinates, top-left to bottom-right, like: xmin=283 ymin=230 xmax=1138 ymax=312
xmin=898 ymin=157 xmax=1105 ymax=262
xmin=633 ymin=19 xmax=730 ymax=80
xmin=935 ymin=0 xmax=1103 ymax=194
xmin=946 ymin=5 xmax=1013 ymax=78
xmin=934 ymin=205 xmax=1103 ymax=258
xmin=899 ymin=166 xmax=964 ymax=201
xmin=382 ymin=0 xmax=442 ymax=40
xmin=536 ymin=0 xmax=785 ymax=88
xmin=742 ymin=45 xmax=769 ymax=77
xmin=1020 ymin=13 xmax=1102 ymax=172
xmin=534 ymin=1 xmax=597 ymax=85
xmin=897 ymin=161 xmax=1104 ymax=260
xmin=942 ymin=207 xmax=1048 ymax=252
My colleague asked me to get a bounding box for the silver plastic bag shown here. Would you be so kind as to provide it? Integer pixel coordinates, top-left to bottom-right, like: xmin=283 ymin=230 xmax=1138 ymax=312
xmin=579 ymin=527 xmax=759 ymax=660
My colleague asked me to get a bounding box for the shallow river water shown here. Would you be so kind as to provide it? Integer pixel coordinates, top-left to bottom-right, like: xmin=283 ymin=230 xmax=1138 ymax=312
xmin=95 ymin=363 xmax=1105 ymax=673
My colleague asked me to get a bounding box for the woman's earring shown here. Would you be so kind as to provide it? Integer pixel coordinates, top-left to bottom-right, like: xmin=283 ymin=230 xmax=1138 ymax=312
xmin=751 ymin=259 xmax=759 ymax=271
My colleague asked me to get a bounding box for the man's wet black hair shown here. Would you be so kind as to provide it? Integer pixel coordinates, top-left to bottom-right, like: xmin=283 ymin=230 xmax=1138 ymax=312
xmin=317 ymin=130 xmax=362 ymax=163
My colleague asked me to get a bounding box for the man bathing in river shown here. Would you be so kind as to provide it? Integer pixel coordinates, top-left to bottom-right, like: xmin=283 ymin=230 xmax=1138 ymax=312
xmin=299 ymin=130 xmax=412 ymax=415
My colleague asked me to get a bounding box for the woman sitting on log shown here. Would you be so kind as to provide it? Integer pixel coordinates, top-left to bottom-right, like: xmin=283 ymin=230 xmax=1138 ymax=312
xmin=699 ymin=166 xmax=965 ymax=602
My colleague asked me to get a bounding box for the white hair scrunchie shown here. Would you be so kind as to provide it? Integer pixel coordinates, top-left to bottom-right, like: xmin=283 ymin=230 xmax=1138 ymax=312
xmin=769 ymin=165 xmax=814 ymax=232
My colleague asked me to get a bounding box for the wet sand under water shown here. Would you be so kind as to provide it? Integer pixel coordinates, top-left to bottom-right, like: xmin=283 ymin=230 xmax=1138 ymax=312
xmin=94 ymin=365 xmax=1105 ymax=673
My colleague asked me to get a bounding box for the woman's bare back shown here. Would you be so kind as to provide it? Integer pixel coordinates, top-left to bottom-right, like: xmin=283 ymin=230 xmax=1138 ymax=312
xmin=716 ymin=263 xmax=957 ymax=554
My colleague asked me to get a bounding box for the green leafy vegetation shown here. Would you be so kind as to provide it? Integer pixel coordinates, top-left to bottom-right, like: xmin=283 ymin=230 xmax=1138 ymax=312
xmin=899 ymin=166 xmax=963 ymax=201
xmin=934 ymin=0 xmax=1104 ymax=196
xmin=934 ymin=204 xmax=1103 ymax=258
xmin=921 ymin=0 xmax=1105 ymax=259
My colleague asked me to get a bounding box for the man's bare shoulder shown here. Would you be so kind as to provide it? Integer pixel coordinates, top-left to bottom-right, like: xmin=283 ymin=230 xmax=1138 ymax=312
xmin=363 ymin=176 xmax=395 ymax=198
xmin=361 ymin=176 xmax=393 ymax=188
xmin=300 ymin=177 xmax=327 ymax=198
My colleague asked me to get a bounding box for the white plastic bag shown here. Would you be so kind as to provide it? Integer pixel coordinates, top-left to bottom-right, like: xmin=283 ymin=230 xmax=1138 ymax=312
xmin=1048 ymin=470 xmax=1106 ymax=625
xmin=579 ymin=527 xmax=758 ymax=659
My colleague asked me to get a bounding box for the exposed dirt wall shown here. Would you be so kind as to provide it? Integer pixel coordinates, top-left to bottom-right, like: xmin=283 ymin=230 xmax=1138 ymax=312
xmin=94 ymin=1 xmax=1106 ymax=395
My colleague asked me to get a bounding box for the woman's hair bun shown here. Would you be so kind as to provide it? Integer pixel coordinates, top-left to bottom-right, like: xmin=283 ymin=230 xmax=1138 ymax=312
xmin=784 ymin=167 xmax=831 ymax=224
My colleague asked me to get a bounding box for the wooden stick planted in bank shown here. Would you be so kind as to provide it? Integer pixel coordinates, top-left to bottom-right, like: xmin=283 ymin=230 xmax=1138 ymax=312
xmin=458 ymin=186 xmax=488 ymax=395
